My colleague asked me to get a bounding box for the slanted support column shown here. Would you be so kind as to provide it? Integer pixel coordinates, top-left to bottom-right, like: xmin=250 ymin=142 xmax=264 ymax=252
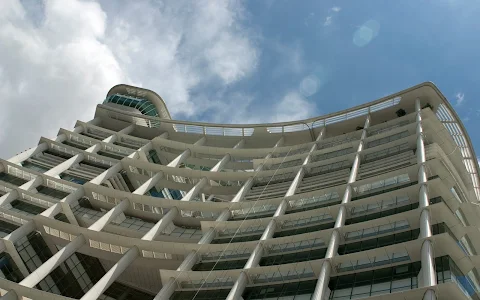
xmin=87 ymin=117 xmax=102 ymax=126
xmin=312 ymin=115 xmax=370 ymax=300
xmin=285 ymin=167 xmax=304 ymax=197
xmin=51 ymin=189 xmax=82 ymax=226
xmin=177 ymin=251 xmax=198 ymax=271
xmin=415 ymin=99 xmax=437 ymax=299
xmin=198 ymin=209 xmax=231 ymax=245
xmin=44 ymin=153 xmax=84 ymax=177
xmin=133 ymin=172 xmax=163 ymax=196
xmin=154 ymin=278 xmax=177 ymax=300
xmin=19 ymin=176 xmax=43 ymax=191
xmin=234 ymin=139 xmax=245 ymax=149
xmin=210 ymin=154 xmax=231 ymax=172
xmin=87 ymin=204 xmax=179 ymax=300
xmin=85 ymin=143 xmax=102 ymax=153
xmin=135 ymin=141 xmax=155 ymax=161
xmin=274 ymin=136 xmax=285 ymax=148
xmin=142 ymin=207 xmax=179 ymax=241
xmin=227 ymin=131 xmax=326 ymax=299
xmin=231 ymin=136 xmax=286 ymax=204
xmin=90 ymin=162 xmax=123 ymax=185
xmin=181 ymin=177 xmax=208 ymax=202
xmin=103 ymin=134 xmax=117 ymax=143
xmin=54 ymin=126 xmax=84 ymax=144
xmin=155 ymin=137 xmax=285 ymax=299
xmin=167 ymin=149 xmax=191 ymax=168
xmin=0 ymin=190 xmax=19 ymax=207
xmin=0 ymin=290 xmax=18 ymax=300
xmin=155 ymin=175 xmax=254 ymax=298
xmin=315 ymin=126 xmax=326 ymax=142
xmin=80 ymin=246 xmax=139 ymax=300
xmin=226 ymin=272 xmax=248 ymax=300
xmin=8 ymin=143 xmax=48 ymax=164
xmin=40 ymin=203 xmax=62 ymax=218
xmin=2 ymin=221 xmax=36 ymax=278
xmin=119 ymin=124 xmax=136 ymax=135
xmin=88 ymin=199 xmax=130 ymax=232
xmin=19 ymin=235 xmax=86 ymax=288
xmin=167 ymin=136 xmax=206 ymax=167
xmin=284 ymin=126 xmax=325 ymax=197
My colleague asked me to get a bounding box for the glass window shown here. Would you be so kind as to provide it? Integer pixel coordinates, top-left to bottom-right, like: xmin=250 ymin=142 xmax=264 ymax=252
xmin=0 ymin=172 xmax=28 ymax=186
xmin=97 ymin=150 xmax=124 ymax=160
xmin=60 ymin=174 xmax=87 ymax=185
xmin=455 ymin=209 xmax=469 ymax=227
xmin=36 ymin=185 xmax=70 ymax=199
xmin=10 ymin=200 xmax=45 ymax=215
xmin=22 ymin=161 xmax=49 ymax=173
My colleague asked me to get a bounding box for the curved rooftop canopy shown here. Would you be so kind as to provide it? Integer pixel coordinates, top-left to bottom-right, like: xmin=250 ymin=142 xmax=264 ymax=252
xmin=105 ymin=84 xmax=172 ymax=119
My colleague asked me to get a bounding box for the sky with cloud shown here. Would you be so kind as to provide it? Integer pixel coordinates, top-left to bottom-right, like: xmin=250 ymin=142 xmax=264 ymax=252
xmin=1 ymin=0 xmax=480 ymax=160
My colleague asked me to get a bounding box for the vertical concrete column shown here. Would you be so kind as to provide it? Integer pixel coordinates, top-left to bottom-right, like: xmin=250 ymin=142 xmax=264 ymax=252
xmin=312 ymin=116 xmax=370 ymax=300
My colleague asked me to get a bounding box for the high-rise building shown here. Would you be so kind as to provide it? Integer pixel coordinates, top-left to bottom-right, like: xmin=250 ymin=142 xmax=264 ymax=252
xmin=0 ymin=82 xmax=479 ymax=300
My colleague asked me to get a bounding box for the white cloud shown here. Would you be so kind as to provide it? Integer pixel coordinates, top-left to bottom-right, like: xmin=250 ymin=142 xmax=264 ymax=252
xmin=0 ymin=0 xmax=260 ymax=157
xmin=271 ymin=91 xmax=317 ymax=123
xmin=324 ymin=6 xmax=341 ymax=27
xmin=270 ymin=41 xmax=306 ymax=78
xmin=196 ymin=89 xmax=318 ymax=126
xmin=455 ymin=92 xmax=465 ymax=106
xmin=103 ymin=0 xmax=259 ymax=118
xmin=0 ymin=0 xmax=127 ymax=157
xmin=324 ymin=16 xmax=333 ymax=26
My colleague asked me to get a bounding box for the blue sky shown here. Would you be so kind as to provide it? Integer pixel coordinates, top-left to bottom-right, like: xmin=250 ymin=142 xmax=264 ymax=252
xmin=195 ymin=0 xmax=480 ymax=155
xmin=1 ymin=0 xmax=480 ymax=158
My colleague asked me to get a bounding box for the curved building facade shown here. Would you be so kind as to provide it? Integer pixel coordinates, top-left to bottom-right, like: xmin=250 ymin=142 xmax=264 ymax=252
xmin=0 ymin=82 xmax=480 ymax=300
